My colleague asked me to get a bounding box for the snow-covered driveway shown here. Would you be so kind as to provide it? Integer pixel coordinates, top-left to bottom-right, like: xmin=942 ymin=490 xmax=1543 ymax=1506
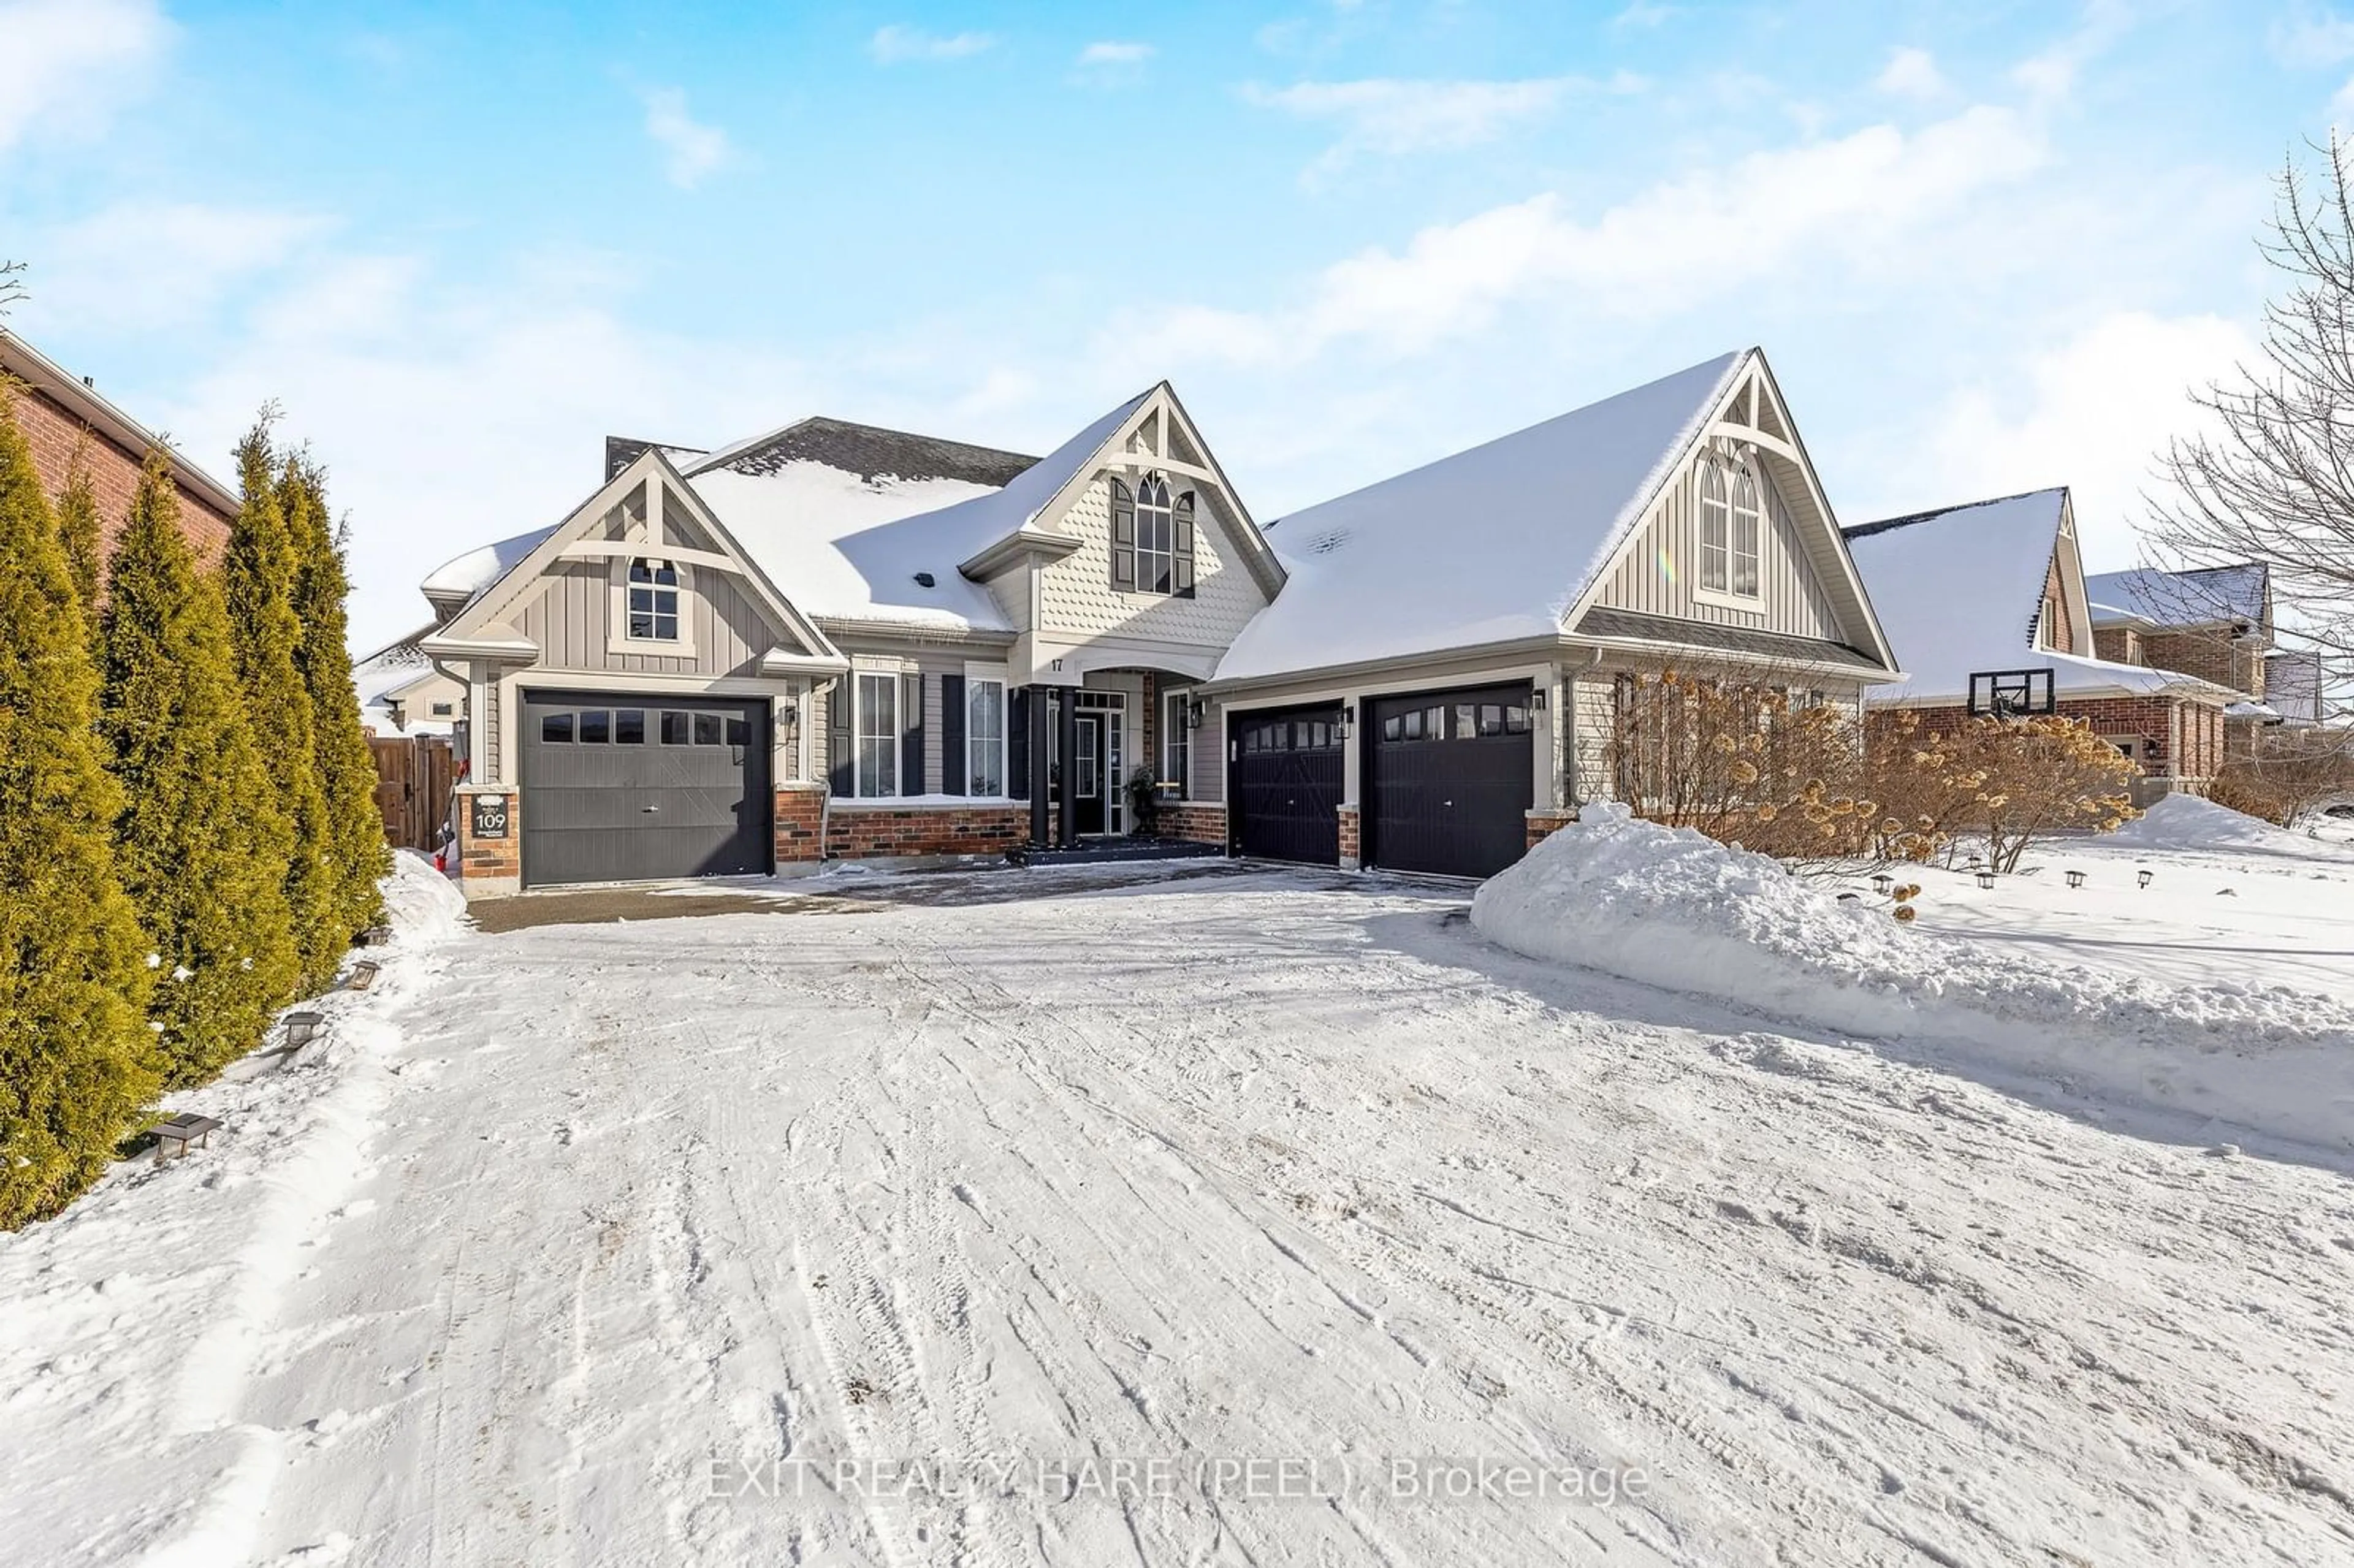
xmin=13 ymin=866 xmax=2354 ymax=1566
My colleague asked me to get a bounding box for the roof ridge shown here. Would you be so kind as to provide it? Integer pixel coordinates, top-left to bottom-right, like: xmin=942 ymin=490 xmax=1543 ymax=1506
xmin=1841 ymin=485 xmax=2066 ymax=540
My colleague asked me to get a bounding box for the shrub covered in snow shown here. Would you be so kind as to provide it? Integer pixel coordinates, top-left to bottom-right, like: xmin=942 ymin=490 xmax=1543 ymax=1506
xmin=1471 ymin=803 xmax=2354 ymax=1149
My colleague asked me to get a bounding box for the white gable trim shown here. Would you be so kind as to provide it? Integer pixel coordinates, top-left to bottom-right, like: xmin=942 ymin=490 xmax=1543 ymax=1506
xmin=1018 ymin=383 xmax=1287 ymax=600
xmin=437 ymin=449 xmax=843 ymax=666
xmin=1564 ymin=350 xmax=1901 ymax=674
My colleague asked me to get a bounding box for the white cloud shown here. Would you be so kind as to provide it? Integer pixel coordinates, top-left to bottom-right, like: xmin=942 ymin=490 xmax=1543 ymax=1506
xmin=20 ymin=202 xmax=326 ymax=335
xmin=1918 ymin=311 xmax=2256 ymax=569
xmin=1244 ymin=74 xmax=1640 ymax=177
xmin=1613 ymin=1 xmax=1675 ymax=25
xmin=641 ymin=88 xmax=729 ymax=189
xmin=1129 ymin=102 xmax=2047 ymax=366
xmin=0 ymin=0 xmax=170 ymax=154
xmin=2271 ymin=4 xmax=2354 ymax=67
xmin=2009 ymin=0 xmax=2133 ymax=105
xmin=1875 ymin=46 xmax=1948 ymax=102
xmin=869 ymin=25 xmax=996 ymax=64
xmin=1077 ymin=41 xmax=1154 ymax=67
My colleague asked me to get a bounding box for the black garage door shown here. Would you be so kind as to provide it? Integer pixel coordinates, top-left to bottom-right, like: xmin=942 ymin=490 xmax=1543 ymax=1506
xmin=519 ymin=692 xmax=771 ymax=887
xmin=1228 ymin=704 xmax=1344 ymax=865
xmin=1365 ymin=683 xmax=1533 ymax=879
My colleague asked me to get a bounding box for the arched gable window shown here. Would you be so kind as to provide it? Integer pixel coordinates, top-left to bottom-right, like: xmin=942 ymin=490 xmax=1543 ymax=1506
xmin=1727 ymin=467 xmax=1762 ymax=598
xmin=1108 ymin=473 xmax=1198 ymax=598
xmin=1696 ymin=459 xmax=1761 ymax=599
xmin=628 ymin=557 xmax=681 ymax=640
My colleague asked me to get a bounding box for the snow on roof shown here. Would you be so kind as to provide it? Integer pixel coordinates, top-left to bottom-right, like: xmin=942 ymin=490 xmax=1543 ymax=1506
xmin=681 ymin=393 xmax=1151 ymax=631
xmin=421 ymin=527 xmax=558 ymax=602
xmin=1843 ymin=490 xmax=2190 ymax=702
xmin=1215 ymin=351 xmax=1745 ymax=682
xmin=2084 ymin=564 xmax=2268 ymax=629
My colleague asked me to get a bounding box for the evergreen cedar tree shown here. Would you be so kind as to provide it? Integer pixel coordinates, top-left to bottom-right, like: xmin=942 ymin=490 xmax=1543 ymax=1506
xmin=53 ymin=442 xmax=102 ymax=639
xmin=223 ymin=420 xmax=340 ymax=989
xmin=99 ymin=454 xmax=302 ymax=1086
xmin=0 ymin=391 xmax=159 ymax=1228
xmin=279 ymin=453 xmax=390 ymax=934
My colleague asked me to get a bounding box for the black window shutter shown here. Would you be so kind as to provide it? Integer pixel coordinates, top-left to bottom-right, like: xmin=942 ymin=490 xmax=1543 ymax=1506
xmin=1173 ymin=491 xmax=1197 ymax=598
xmin=903 ymin=672 xmax=926 ymax=796
xmin=1110 ymin=480 xmax=1137 ymax=592
xmin=828 ymin=678 xmax=853 ymax=796
xmin=1008 ymin=687 xmax=1030 ymax=799
xmin=942 ymin=674 xmax=966 ymax=794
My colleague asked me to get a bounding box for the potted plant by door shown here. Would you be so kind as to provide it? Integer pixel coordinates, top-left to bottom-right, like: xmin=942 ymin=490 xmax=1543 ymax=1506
xmin=1127 ymin=763 xmax=1162 ymax=837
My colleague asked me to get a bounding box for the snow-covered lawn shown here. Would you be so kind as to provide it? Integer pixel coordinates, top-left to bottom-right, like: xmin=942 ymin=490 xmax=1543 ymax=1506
xmin=6 ymin=846 xmax=2354 ymax=1566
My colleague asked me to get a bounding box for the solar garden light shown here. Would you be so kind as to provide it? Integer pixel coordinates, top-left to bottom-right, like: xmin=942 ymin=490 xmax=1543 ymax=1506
xmin=1976 ymin=871 xmax=1997 ymax=889
xmin=2138 ymin=869 xmax=2154 ymax=889
xmin=1871 ymin=872 xmax=1895 ymax=895
xmin=281 ymin=1011 xmax=326 ymax=1051
xmin=2066 ymin=870 xmax=2086 ymax=889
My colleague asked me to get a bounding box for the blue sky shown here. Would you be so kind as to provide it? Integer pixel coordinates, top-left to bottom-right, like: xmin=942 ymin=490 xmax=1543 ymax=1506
xmin=1 ymin=0 xmax=2342 ymax=652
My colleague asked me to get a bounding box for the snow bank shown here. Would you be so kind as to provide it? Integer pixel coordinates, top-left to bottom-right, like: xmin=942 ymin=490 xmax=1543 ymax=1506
xmin=1471 ymin=804 xmax=2354 ymax=1150
xmin=2106 ymin=793 xmax=2332 ymax=856
xmin=379 ymin=848 xmax=470 ymax=943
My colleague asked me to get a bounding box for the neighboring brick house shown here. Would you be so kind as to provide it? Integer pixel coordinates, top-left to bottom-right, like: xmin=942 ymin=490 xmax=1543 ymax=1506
xmin=2081 ymin=564 xmax=2288 ymax=755
xmin=1843 ymin=489 xmax=2236 ymax=803
xmin=417 ymin=348 xmax=1903 ymax=894
xmin=0 ymin=327 xmax=238 ymax=569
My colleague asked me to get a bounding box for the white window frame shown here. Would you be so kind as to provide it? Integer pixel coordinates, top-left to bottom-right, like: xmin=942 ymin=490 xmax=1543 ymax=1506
xmin=1136 ymin=474 xmax=1175 ymax=596
xmin=854 ymin=671 xmax=899 ymax=798
xmin=606 ymin=553 xmax=697 ymax=656
xmin=1693 ymin=455 xmax=1764 ymax=609
xmin=965 ymin=663 xmax=1008 ymax=799
xmin=1162 ymin=688 xmax=1191 ymax=797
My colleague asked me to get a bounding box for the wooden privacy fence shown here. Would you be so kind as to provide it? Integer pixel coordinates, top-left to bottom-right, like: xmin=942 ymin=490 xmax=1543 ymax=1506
xmin=369 ymin=734 xmax=455 ymax=851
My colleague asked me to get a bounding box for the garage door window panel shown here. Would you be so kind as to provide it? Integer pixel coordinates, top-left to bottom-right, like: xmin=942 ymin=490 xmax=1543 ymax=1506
xmin=579 ymin=710 xmax=611 ymax=744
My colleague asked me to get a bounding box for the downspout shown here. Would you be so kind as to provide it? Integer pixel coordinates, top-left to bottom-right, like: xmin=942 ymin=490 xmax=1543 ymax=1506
xmin=429 ymin=657 xmax=471 ymax=861
xmin=810 ymin=676 xmax=840 ymax=859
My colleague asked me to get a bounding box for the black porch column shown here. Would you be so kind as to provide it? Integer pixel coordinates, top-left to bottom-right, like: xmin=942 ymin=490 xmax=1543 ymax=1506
xmin=1056 ymin=685 xmax=1080 ymax=847
xmin=1027 ymin=685 xmax=1051 ymax=847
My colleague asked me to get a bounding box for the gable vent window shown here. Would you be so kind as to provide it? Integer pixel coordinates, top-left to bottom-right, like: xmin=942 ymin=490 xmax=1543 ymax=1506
xmin=1110 ymin=473 xmax=1197 ymax=598
xmin=628 ymin=557 xmax=681 ymax=641
xmin=1698 ymin=461 xmax=1761 ymax=599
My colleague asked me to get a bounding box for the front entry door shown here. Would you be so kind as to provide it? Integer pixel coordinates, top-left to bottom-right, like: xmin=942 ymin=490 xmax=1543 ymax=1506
xmin=1073 ymin=714 xmax=1107 ymax=835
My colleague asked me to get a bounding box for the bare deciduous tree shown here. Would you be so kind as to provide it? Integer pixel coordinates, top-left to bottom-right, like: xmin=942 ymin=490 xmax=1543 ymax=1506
xmin=2150 ymin=138 xmax=2354 ymax=720
xmin=0 ymin=261 xmax=24 ymax=316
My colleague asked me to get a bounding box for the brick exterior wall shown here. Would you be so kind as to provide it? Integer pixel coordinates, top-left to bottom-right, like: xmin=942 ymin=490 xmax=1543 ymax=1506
xmin=9 ymin=382 xmax=234 ymax=571
xmin=1526 ymin=809 xmax=1577 ymax=848
xmin=2092 ymin=626 xmax=2139 ymax=666
xmin=452 ymin=785 xmax=520 ymax=893
xmin=1156 ymin=803 xmax=1228 ymax=850
xmin=1883 ymin=696 xmax=2226 ymax=792
xmin=825 ymin=802 xmax=1028 ymax=859
xmin=1337 ymin=804 xmax=1360 ymax=870
xmin=2141 ymin=629 xmax=2263 ymax=699
xmin=774 ymin=785 xmax=826 ymax=864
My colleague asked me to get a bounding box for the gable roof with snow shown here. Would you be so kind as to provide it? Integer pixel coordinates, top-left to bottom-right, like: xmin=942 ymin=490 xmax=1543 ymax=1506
xmin=2083 ymin=563 xmax=2269 ymax=631
xmin=1217 ymin=353 xmax=1745 ymax=681
xmin=1843 ymin=490 xmax=2225 ymax=704
xmin=1216 ymin=348 xmax=1895 ymax=682
xmin=678 ymin=396 xmax=1151 ymax=631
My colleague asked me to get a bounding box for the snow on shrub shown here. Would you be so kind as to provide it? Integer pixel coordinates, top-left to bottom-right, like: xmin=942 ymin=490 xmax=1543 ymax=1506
xmin=1471 ymin=803 xmax=2354 ymax=1150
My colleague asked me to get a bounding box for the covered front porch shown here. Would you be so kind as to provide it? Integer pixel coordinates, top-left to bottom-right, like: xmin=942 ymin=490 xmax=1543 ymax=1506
xmin=1013 ymin=664 xmax=1222 ymax=855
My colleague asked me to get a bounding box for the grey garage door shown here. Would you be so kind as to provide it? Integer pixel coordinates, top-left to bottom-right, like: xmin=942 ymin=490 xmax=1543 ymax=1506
xmin=519 ymin=693 xmax=771 ymax=887
xmin=1365 ymin=683 xmax=1533 ymax=880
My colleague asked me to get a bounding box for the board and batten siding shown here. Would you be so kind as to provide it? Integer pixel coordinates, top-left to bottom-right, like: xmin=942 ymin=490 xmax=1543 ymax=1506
xmin=513 ymin=560 xmax=783 ymax=677
xmin=1591 ymin=445 xmax=1845 ymax=642
xmin=1037 ymin=479 xmax=1271 ymax=651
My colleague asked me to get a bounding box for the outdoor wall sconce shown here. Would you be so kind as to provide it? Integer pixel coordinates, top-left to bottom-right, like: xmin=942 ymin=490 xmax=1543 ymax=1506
xmin=1184 ymin=698 xmax=1203 ymax=730
xmin=2066 ymin=870 xmax=2087 ymax=889
xmin=1336 ymin=704 xmax=1355 ymax=740
xmin=1976 ymin=871 xmax=1997 ymax=889
xmin=2138 ymin=869 xmax=2154 ymax=889
xmin=1530 ymin=688 xmax=1548 ymax=712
